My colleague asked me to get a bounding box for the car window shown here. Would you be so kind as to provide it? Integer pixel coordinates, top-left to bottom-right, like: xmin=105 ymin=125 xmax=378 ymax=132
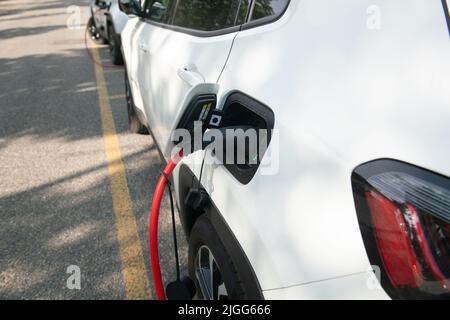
xmin=144 ymin=0 xmax=176 ymax=23
xmin=171 ymin=0 xmax=250 ymax=31
xmin=250 ymin=0 xmax=289 ymax=22
xmin=95 ymin=0 xmax=112 ymax=6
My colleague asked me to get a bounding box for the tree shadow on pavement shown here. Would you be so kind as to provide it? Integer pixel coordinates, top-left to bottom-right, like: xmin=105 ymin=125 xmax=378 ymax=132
xmin=0 ymin=44 xmax=187 ymax=299
xmin=0 ymin=25 xmax=66 ymax=40
xmin=0 ymin=48 xmax=124 ymax=147
xmin=0 ymin=0 xmax=82 ymax=18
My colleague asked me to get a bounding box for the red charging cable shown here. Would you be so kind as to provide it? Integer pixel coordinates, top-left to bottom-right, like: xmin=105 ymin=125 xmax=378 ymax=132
xmin=149 ymin=151 xmax=183 ymax=300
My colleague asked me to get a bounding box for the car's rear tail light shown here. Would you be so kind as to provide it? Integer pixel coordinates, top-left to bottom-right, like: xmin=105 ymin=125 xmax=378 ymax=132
xmin=352 ymin=160 xmax=450 ymax=299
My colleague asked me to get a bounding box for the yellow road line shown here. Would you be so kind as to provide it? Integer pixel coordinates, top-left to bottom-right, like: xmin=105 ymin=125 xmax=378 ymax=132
xmin=92 ymin=46 xmax=151 ymax=300
xmin=109 ymin=94 xmax=126 ymax=101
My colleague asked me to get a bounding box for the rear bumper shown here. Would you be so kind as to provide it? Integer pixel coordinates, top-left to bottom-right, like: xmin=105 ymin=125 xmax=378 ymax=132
xmin=262 ymin=272 xmax=390 ymax=300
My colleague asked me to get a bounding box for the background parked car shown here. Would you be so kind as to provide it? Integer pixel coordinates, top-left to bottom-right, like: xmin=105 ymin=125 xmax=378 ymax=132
xmin=89 ymin=0 xmax=131 ymax=65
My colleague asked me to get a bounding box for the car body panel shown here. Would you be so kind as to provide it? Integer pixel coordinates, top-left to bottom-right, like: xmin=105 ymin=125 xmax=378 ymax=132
xmin=122 ymin=17 xmax=147 ymax=114
xmin=262 ymin=271 xmax=389 ymax=300
xmin=110 ymin=0 xmax=130 ymax=34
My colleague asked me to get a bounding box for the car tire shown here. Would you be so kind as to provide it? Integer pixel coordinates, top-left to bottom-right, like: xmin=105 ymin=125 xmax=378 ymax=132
xmin=125 ymin=74 xmax=148 ymax=134
xmin=87 ymin=17 xmax=99 ymax=41
xmin=108 ymin=25 xmax=123 ymax=65
xmin=88 ymin=17 xmax=107 ymax=44
xmin=188 ymin=215 xmax=247 ymax=300
xmin=99 ymin=34 xmax=108 ymax=45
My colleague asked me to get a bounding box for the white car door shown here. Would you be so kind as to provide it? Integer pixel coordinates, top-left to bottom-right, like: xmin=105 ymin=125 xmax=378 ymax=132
xmin=122 ymin=0 xmax=147 ymax=113
xmin=135 ymin=0 xmax=250 ymax=157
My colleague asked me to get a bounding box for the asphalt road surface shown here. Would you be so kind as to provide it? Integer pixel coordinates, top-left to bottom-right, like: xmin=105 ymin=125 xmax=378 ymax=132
xmin=0 ymin=0 xmax=187 ymax=299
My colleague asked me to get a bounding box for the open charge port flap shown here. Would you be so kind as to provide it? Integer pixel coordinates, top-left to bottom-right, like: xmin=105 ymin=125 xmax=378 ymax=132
xmin=217 ymin=92 xmax=275 ymax=185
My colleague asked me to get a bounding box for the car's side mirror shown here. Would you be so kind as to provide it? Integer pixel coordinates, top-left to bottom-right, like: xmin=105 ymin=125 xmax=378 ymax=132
xmin=126 ymin=0 xmax=143 ymax=16
xmin=96 ymin=1 xmax=110 ymax=10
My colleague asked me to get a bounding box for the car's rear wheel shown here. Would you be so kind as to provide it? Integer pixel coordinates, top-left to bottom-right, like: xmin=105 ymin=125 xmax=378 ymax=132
xmin=188 ymin=215 xmax=247 ymax=300
xmin=88 ymin=17 xmax=99 ymax=41
xmin=125 ymin=74 xmax=148 ymax=134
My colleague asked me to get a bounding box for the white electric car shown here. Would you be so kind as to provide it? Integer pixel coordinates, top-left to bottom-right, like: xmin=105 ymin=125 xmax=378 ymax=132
xmin=89 ymin=0 xmax=132 ymax=64
xmin=122 ymin=0 xmax=450 ymax=300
